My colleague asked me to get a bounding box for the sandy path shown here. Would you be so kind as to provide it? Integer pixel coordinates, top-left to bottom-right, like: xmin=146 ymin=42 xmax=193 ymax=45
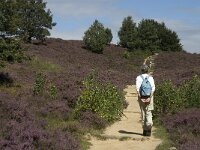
xmin=89 ymin=85 xmax=162 ymax=150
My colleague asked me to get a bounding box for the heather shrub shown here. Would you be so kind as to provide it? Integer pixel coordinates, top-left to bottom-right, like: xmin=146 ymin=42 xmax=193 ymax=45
xmin=83 ymin=20 xmax=107 ymax=53
xmin=40 ymin=101 xmax=71 ymax=120
xmin=75 ymin=73 xmax=124 ymax=122
xmin=78 ymin=111 xmax=106 ymax=130
xmin=162 ymin=108 xmax=200 ymax=150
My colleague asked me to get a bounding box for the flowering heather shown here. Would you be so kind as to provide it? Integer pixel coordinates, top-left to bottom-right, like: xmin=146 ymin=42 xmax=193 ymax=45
xmin=78 ymin=111 xmax=106 ymax=130
xmin=154 ymin=51 xmax=200 ymax=86
xmin=1 ymin=38 xmax=145 ymax=149
xmin=162 ymin=109 xmax=200 ymax=150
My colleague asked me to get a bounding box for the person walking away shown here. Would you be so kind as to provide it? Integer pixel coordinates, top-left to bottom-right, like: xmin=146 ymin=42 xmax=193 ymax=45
xmin=136 ymin=64 xmax=155 ymax=136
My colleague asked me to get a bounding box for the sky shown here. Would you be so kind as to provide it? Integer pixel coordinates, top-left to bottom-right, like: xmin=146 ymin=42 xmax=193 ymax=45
xmin=46 ymin=0 xmax=200 ymax=54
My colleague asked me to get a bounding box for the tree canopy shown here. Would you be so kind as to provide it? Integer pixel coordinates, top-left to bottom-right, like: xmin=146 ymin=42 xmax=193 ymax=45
xmin=118 ymin=17 xmax=183 ymax=52
xmin=0 ymin=0 xmax=56 ymax=42
xmin=83 ymin=20 xmax=112 ymax=53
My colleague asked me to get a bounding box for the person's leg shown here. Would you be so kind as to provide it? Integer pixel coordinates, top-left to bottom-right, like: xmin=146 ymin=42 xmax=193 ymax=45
xmin=145 ymin=110 xmax=153 ymax=136
xmin=138 ymin=97 xmax=148 ymax=136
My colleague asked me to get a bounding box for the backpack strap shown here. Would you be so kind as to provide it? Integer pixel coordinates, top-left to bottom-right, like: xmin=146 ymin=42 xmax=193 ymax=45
xmin=140 ymin=75 xmax=144 ymax=80
xmin=140 ymin=75 xmax=149 ymax=80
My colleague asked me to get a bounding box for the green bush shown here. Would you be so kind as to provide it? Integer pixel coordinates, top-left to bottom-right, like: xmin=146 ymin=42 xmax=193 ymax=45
xmin=75 ymin=73 xmax=124 ymax=122
xmin=154 ymin=80 xmax=181 ymax=117
xmin=83 ymin=20 xmax=107 ymax=54
xmin=48 ymin=84 xmax=58 ymax=100
xmin=179 ymin=75 xmax=200 ymax=108
xmin=154 ymin=75 xmax=200 ymax=117
xmin=0 ymin=38 xmax=25 ymax=63
xmin=33 ymin=73 xmax=46 ymax=96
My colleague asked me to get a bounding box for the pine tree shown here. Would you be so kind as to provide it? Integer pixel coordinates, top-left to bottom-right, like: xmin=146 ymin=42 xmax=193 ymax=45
xmin=16 ymin=0 xmax=56 ymax=42
xmin=118 ymin=16 xmax=138 ymax=50
xmin=137 ymin=19 xmax=160 ymax=53
xmin=83 ymin=20 xmax=107 ymax=53
xmin=105 ymin=28 xmax=113 ymax=45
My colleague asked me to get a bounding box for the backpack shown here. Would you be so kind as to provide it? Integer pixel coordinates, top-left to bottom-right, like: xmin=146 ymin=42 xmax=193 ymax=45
xmin=139 ymin=75 xmax=152 ymax=97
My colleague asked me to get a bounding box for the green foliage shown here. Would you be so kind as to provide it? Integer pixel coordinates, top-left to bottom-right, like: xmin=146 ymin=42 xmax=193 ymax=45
xmin=17 ymin=0 xmax=56 ymax=42
xmin=122 ymin=51 xmax=131 ymax=59
xmin=33 ymin=73 xmax=46 ymax=95
xmin=156 ymin=23 xmax=182 ymax=52
xmin=118 ymin=17 xmax=182 ymax=52
xmin=0 ymin=0 xmax=56 ymax=42
xmin=83 ymin=20 xmax=108 ymax=53
xmin=118 ymin=16 xmax=138 ymax=49
xmin=75 ymin=72 xmax=124 ymax=122
xmin=29 ymin=57 xmax=60 ymax=72
xmin=33 ymin=72 xmax=58 ymax=100
xmin=105 ymin=28 xmax=113 ymax=44
xmin=154 ymin=76 xmax=200 ymax=117
xmin=138 ymin=19 xmax=160 ymax=53
xmin=154 ymin=80 xmax=181 ymax=117
xmin=0 ymin=38 xmax=25 ymax=63
xmin=179 ymin=75 xmax=200 ymax=108
xmin=48 ymin=84 xmax=58 ymax=100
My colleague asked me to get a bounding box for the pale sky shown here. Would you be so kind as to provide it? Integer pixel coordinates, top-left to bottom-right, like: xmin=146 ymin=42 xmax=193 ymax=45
xmin=46 ymin=0 xmax=200 ymax=54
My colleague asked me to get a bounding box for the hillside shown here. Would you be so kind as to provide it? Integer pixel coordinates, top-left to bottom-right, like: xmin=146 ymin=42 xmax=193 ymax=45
xmin=0 ymin=38 xmax=145 ymax=149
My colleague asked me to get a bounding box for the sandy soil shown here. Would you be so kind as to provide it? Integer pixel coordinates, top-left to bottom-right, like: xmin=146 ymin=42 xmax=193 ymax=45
xmin=89 ymin=85 xmax=162 ymax=150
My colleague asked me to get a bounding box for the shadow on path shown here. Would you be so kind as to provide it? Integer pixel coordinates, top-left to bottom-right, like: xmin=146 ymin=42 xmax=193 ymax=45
xmin=118 ymin=130 xmax=143 ymax=136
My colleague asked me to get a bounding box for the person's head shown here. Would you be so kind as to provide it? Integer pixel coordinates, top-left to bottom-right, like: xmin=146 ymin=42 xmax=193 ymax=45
xmin=141 ymin=64 xmax=149 ymax=74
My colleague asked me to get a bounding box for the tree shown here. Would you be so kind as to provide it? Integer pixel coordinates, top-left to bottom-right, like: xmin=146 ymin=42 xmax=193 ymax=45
xmin=137 ymin=19 xmax=160 ymax=53
xmin=16 ymin=0 xmax=56 ymax=42
xmin=83 ymin=20 xmax=107 ymax=53
xmin=118 ymin=16 xmax=138 ymax=49
xmin=0 ymin=0 xmax=20 ymax=38
xmin=157 ymin=23 xmax=182 ymax=51
xmin=0 ymin=0 xmax=56 ymax=42
xmin=105 ymin=28 xmax=113 ymax=45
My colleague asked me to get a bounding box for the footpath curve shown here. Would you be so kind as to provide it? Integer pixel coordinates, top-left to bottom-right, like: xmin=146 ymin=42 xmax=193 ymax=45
xmin=89 ymin=54 xmax=161 ymax=150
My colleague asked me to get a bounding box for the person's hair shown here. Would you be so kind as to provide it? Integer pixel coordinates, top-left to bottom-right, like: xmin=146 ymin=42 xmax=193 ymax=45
xmin=141 ymin=64 xmax=149 ymax=74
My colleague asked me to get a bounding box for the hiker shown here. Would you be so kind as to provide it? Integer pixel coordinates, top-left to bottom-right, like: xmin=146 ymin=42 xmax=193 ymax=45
xmin=136 ymin=64 xmax=155 ymax=136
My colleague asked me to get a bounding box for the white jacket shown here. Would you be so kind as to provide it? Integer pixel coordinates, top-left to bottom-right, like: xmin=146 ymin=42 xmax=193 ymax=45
xmin=136 ymin=73 xmax=155 ymax=93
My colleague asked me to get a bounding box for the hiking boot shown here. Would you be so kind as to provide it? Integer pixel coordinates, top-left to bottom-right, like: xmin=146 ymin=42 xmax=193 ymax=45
xmin=146 ymin=129 xmax=152 ymax=136
xmin=143 ymin=130 xmax=147 ymax=136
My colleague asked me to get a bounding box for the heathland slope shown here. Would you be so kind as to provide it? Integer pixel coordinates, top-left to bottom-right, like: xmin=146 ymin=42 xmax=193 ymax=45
xmin=0 ymin=38 xmax=146 ymax=149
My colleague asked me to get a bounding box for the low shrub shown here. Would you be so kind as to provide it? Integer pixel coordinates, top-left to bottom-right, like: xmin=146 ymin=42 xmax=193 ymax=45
xmin=78 ymin=111 xmax=106 ymax=130
xmin=154 ymin=80 xmax=181 ymax=117
xmin=179 ymin=75 xmax=200 ymax=108
xmin=75 ymin=72 xmax=124 ymax=122
xmin=162 ymin=108 xmax=200 ymax=150
xmin=0 ymin=39 xmax=25 ymax=64
xmin=0 ymin=72 xmax=14 ymax=86
xmin=154 ymin=75 xmax=200 ymax=117
xmin=32 ymin=72 xmax=58 ymax=99
xmin=33 ymin=73 xmax=46 ymax=96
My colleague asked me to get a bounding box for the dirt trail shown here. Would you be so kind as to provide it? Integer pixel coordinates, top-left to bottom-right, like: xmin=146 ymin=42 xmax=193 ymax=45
xmin=89 ymin=55 xmax=161 ymax=150
xmin=89 ymin=85 xmax=161 ymax=150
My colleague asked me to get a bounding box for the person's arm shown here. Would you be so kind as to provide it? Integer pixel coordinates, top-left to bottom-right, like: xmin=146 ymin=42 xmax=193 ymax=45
xmin=150 ymin=77 xmax=155 ymax=97
xmin=136 ymin=76 xmax=142 ymax=97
